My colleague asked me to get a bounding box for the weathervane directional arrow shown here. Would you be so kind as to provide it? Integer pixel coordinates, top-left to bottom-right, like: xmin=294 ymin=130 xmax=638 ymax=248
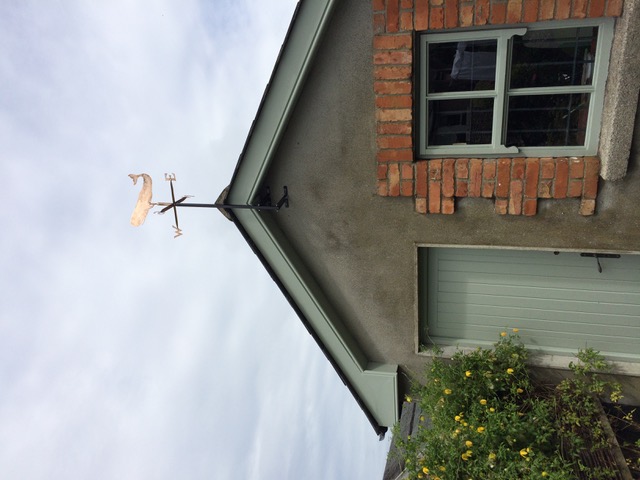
xmin=129 ymin=173 xmax=289 ymax=238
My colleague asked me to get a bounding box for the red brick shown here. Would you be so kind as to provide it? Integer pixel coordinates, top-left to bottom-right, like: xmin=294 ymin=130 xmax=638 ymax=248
xmin=377 ymin=164 xmax=388 ymax=181
xmin=429 ymin=159 xmax=442 ymax=181
xmin=491 ymin=2 xmax=507 ymax=23
xmin=483 ymin=159 xmax=497 ymax=180
xmin=401 ymin=180 xmax=414 ymax=196
xmin=387 ymin=0 xmax=400 ymax=32
xmin=554 ymin=158 xmax=569 ymax=199
xmin=378 ymin=179 xmax=388 ymax=196
xmin=589 ymin=0 xmax=605 ymax=17
xmin=415 ymin=0 xmax=429 ymax=29
xmin=374 ymin=35 xmax=413 ymax=50
xmin=376 ymin=95 xmax=412 ymax=108
xmin=373 ymin=51 xmax=412 ymax=65
xmin=377 ymin=122 xmax=412 ymax=135
xmin=400 ymin=12 xmax=413 ymax=30
xmin=442 ymin=159 xmax=455 ymax=197
xmin=377 ymin=135 xmax=413 ymax=148
xmin=556 ymin=0 xmax=571 ymax=19
xmin=523 ymin=198 xmax=537 ymax=216
xmin=524 ymin=159 xmax=540 ymax=198
xmin=376 ymin=108 xmax=412 ymax=122
xmin=416 ymin=197 xmax=427 ymax=214
xmin=374 ymin=81 xmax=412 ymax=94
xmin=512 ymin=158 xmax=525 ymax=180
xmin=373 ymin=0 xmax=386 ymax=12
xmin=444 ymin=0 xmax=459 ymax=27
xmin=495 ymin=198 xmax=509 ymax=215
xmin=539 ymin=0 xmax=555 ymax=19
xmin=583 ymin=156 xmax=600 ymax=199
xmin=476 ymin=0 xmax=490 ymax=24
xmin=401 ymin=162 xmax=413 ymax=180
xmin=429 ymin=182 xmax=441 ymax=213
xmin=482 ymin=181 xmax=495 ymax=198
xmin=389 ymin=163 xmax=401 ymax=196
xmin=374 ymin=66 xmax=412 ymax=80
xmin=460 ymin=4 xmax=474 ymax=26
xmin=401 ymin=0 xmax=413 ymax=9
xmin=523 ymin=0 xmax=539 ymax=21
xmin=456 ymin=158 xmax=469 ymax=179
xmin=572 ymin=0 xmax=587 ymax=18
xmin=606 ymin=0 xmax=623 ymax=16
xmin=374 ymin=14 xmax=386 ymax=34
xmin=442 ymin=197 xmax=455 ymax=214
xmin=568 ymin=179 xmax=583 ymax=197
xmin=496 ymin=158 xmax=511 ymax=197
xmin=377 ymin=148 xmax=413 ymax=162
xmin=579 ymin=199 xmax=596 ymax=216
xmin=538 ymin=179 xmax=553 ymax=198
xmin=468 ymin=159 xmax=483 ymax=197
xmin=569 ymin=158 xmax=585 ymax=178
xmin=416 ymin=161 xmax=428 ymax=197
xmin=509 ymin=180 xmax=523 ymax=215
xmin=431 ymin=0 xmax=443 ymax=5
xmin=430 ymin=6 xmax=444 ymax=28
xmin=540 ymin=158 xmax=555 ymax=179
xmin=455 ymin=180 xmax=468 ymax=197
xmin=506 ymin=0 xmax=523 ymax=23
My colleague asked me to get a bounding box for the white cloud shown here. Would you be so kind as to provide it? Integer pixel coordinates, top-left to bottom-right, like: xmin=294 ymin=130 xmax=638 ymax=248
xmin=0 ymin=0 xmax=390 ymax=478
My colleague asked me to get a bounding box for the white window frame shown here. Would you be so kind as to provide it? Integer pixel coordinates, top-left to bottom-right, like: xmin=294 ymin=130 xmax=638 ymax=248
xmin=417 ymin=18 xmax=614 ymax=158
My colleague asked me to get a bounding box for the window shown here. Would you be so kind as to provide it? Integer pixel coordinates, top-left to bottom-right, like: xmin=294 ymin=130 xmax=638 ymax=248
xmin=417 ymin=19 xmax=614 ymax=158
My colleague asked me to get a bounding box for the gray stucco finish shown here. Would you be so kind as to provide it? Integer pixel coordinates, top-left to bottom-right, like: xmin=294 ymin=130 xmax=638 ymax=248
xmin=262 ymin=0 xmax=640 ymax=381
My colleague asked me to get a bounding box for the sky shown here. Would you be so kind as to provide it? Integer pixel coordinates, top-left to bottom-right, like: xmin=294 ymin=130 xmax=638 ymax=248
xmin=0 ymin=1 xmax=392 ymax=479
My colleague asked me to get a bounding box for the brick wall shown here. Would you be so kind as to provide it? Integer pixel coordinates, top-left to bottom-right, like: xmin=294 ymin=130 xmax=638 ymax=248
xmin=374 ymin=0 xmax=624 ymax=215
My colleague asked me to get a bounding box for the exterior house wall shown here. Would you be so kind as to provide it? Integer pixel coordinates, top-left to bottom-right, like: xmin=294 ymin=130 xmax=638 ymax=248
xmin=373 ymin=0 xmax=624 ymax=215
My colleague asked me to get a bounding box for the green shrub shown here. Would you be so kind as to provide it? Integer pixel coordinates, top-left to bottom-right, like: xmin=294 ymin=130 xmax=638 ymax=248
xmin=393 ymin=331 xmax=623 ymax=480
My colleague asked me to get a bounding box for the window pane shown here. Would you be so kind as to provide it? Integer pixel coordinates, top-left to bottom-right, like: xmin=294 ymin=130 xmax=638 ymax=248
xmin=510 ymin=27 xmax=598 ymax=88
xmin=428 ymin=98 xmax=494 ymax=146
xmin=428 ymin=40 xmax=497 ymax=93
xmin=506 ymin=94 xmax=590 ymax=147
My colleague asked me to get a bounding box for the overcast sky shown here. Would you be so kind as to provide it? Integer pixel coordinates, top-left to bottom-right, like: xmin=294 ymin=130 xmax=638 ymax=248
xmin=0 ymin=1 xmax=391 ymax=478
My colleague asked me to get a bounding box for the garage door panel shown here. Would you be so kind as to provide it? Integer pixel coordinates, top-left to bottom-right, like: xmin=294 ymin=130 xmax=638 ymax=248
xmin=424 ymin=248 xmax=640 ymax=359
xmin=436 ymin=292 xmax=640 ymax=316
xmin=437 ymin=282 xmax=640 ymax=304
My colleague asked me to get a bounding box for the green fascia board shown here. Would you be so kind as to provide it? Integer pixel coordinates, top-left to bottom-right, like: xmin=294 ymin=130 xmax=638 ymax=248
xmin=226 ymin=0 xmax=399 ymax=429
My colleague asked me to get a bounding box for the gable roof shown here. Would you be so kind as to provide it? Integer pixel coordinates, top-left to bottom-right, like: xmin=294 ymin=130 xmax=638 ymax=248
xmin=225 ymin=0 xmax=399 ymax=435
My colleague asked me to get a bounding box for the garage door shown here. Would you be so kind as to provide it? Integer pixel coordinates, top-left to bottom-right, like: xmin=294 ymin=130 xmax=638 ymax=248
xmin=422 ymin=248 xmax=640 ymax=360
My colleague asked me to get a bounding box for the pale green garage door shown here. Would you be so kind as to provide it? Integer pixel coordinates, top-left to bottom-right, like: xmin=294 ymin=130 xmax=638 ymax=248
xmin=421 ymin=248 xmax=640 ymax=360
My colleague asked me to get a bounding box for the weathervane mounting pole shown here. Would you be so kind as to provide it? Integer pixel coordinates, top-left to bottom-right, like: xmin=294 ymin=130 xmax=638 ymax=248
xmin=129 ymin=173 xmax=289 ymax=238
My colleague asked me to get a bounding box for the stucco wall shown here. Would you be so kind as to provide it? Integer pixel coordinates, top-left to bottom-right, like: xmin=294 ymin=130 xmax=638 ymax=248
xmin=263 ymin=0 xmax=640 ymax=382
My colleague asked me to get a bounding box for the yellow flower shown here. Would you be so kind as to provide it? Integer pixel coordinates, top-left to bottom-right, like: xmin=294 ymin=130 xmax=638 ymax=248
xmin=466 ymin=450 xmax=473 ymax=456
xmin=420 ymin=415 xmax=425 ymax=422
xmin=479 ymin=399 xmax=487 ymax=405
xmin=507 ymin=368 xmax=514 ymax=375
xmin=406 ymin=395 xmax=412 ymax=403
xmin=439 ymin=466 xmax=446 ymax=472
xmin=461 ymin=453 xmax=469 ymax=461
xmin=418 ymin=474 xmax=423 ymax=479
xmin=500 ymin=331 xmax=507 ymax=337
xmin=422 ymin=466 xmax=429 ymax=474
xmin=465 ymin=440 xmax=473 ymax=447
xmin=477 ymin=426 xmax=485 ymax=433
xmin=455 ymin=415 xmax=461 ymax=422
xmin=489 ymin=407 xmax=495 ymax=412
xmin=444 ymin=388 xmax=452 ymax=395
xmin=517 ymin=388 xmax=524 ymax=394
xmin=465 ymin=370 xmax=472 ymax=377
xmin=541 ymin=472 xmax=548 ymax=477
xmin=462 ymin=422 xmax=468 ymax=427
xmin=520 ymin=448 xmax=529 ymax=457
xmin=488 ymin=452 xmax=496 ymax=461
xmin=512 ymin=328 xmax=519 ymax=333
